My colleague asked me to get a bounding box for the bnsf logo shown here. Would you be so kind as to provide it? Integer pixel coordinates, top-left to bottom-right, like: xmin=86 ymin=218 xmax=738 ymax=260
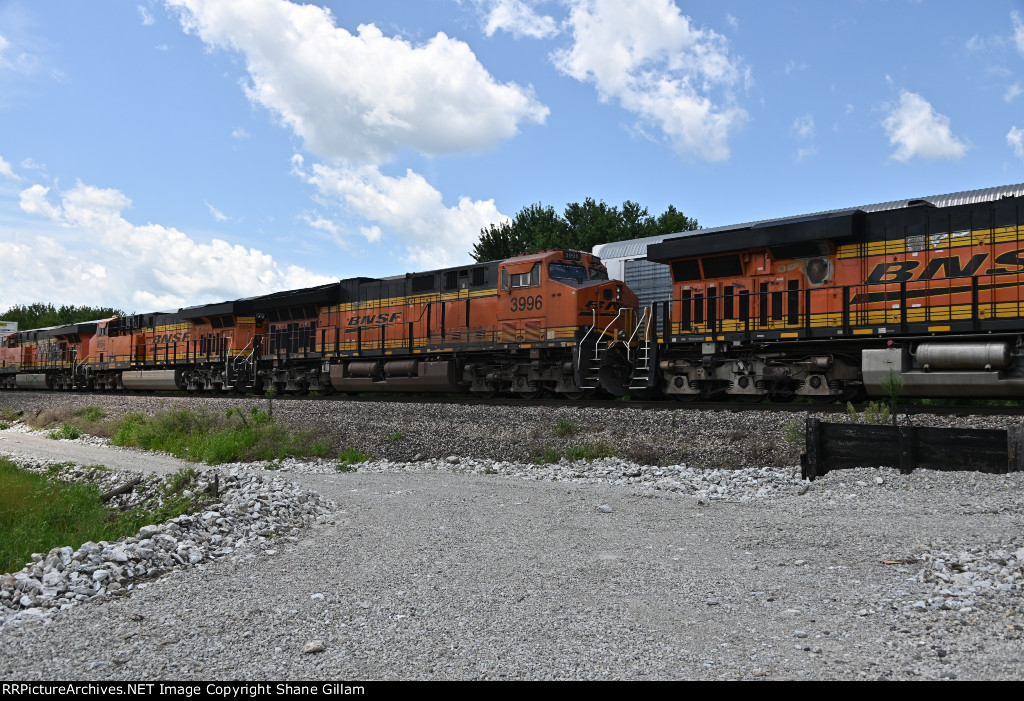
xmin=347 ymin=313 xmax=402 ymax=326
xmin=867 ymin=248 xmax=1024 ymax=284
xmin=583 ymin=301 xmax=621 ymax=311
xmin=153 ymin=332 xmax=191 ymax=343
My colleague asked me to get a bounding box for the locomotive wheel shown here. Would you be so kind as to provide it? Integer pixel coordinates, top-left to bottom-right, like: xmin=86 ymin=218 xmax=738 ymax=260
xmin=560 ymin=389 xmax=596 ymax=400
xmin=768 ymin=389 xmax=795 ymax=403
xmin=671 ymin=392 xmax=703 ymax=402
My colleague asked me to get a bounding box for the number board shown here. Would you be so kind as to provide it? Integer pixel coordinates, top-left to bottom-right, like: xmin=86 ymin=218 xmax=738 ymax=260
xmin=561 ymin=250 xmax=581 ymax=261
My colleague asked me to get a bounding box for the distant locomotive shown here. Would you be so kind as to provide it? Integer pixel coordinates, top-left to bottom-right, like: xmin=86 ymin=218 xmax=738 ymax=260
xmin=0 ymin=249 xmax=639 ymax=399
xmin=624 ymin=184 xmax=1024 ymax=401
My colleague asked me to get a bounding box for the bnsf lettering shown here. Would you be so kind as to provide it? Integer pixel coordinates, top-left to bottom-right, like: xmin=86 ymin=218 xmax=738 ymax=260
xmin=153 ymin=332 xmax=191 ymax=343
xmin=866 ymin=248 xmax=1024 ymax=285
xmin=346 ymin=313 xmax=402 ymax=327
xmin=583 ymin=300 xmax=620 ymax=312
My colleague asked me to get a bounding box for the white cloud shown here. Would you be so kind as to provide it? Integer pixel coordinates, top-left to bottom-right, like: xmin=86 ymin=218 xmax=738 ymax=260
xmin=1014 ymin=12 xmax=1024 ymax=55
xmin=483 ymin=0 xmax=559 ymax=39
xmin=0 ymin=155 xmax=19 ymax=180
xmin=167 ymin=0 xmax=548 ymax=164
xmin=1009 ymin=126 xmax=1024 ymax=162
xmin=793 ymin=114 xmax=815 ymax=139
xmin=6 ymin=180 xmax=332 ymax=312
xmin=725 ymin=13 xmax=738 ymax=30
xmin=1006 ymin=84 xmax=1022 ymax=103
xmin=293 ymin=156 xmax=508 ymax=270
xmin=138 ymin=5 xmax=155 ymax=25
xmin=796 ymin=146 xmax=817 ymax=162
xmin=552 ymin=0 xmax=748 ymax=161
xmin=18 ymin=184 xmax=64 ymax=221
xmin=881 ymin=90 xmax=967 ymax=162
xmin=231 ymin=127 xmax=250 ymax=139
xmin=20 ymin=158 xmax=45 ymax=171
xmin=205 ymin=201 xmax=229 ymax=222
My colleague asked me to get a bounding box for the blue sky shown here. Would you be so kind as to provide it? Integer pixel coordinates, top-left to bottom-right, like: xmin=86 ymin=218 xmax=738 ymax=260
xmin=1 ymin=0 xmax=1023 ymax=313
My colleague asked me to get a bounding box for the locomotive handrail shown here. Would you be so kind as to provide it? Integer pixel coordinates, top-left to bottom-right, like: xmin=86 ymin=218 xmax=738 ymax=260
xmin=596 ymin=306 xmax=628 ymax=360
xmin=578 ymin=308 xmax=598 ymax=352
xmin=626 ymin=306 xmax=650 ymax=353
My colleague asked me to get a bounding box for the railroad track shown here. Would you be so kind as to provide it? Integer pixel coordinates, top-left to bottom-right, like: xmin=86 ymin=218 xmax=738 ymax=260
xmin=12 ymin=389 xmax=1024 ymax=416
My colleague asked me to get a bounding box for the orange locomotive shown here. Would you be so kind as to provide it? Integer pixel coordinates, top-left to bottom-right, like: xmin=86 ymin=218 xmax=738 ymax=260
xmin=628 ymin=188 xmax=1024 ymax=400
xmin=254 ymin=249 xmax=638 ymax=398
xmin=0 ymin=250 xmax=638 ymax=397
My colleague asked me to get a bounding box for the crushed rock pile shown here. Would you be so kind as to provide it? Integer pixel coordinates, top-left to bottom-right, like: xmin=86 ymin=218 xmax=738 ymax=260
xmin=0 ymin=459 xmax=334 ymax=625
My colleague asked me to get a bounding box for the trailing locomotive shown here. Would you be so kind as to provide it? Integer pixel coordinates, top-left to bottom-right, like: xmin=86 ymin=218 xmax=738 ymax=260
xmin=0 ymin=249 xmax=639 ymax=399
xmin=625 ymin=184 xmax=1024 ymax=401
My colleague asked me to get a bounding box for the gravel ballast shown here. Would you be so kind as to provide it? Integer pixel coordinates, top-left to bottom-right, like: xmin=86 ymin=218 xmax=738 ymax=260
xmin=0 ymin=394 xmax=1021 ymax=680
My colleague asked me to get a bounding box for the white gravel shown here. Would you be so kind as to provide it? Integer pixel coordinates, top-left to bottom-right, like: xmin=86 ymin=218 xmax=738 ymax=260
xmin=0 ymin=394 xmax=1021 ymax=680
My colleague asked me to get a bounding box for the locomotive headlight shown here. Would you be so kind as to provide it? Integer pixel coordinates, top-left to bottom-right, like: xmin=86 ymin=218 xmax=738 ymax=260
xmin=616 ymin=285 xmax=621 ymax=300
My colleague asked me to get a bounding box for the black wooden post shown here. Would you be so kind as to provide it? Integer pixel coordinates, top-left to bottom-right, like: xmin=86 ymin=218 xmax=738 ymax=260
xmin=803 ymin=416 xmax=821 ymax=481
xmin=898 ymin=420 xmax=915 ymax=475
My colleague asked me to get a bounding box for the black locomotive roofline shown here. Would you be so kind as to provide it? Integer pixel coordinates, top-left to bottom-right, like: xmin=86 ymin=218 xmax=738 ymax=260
xmin=648 ymin=182 xmax=1024 ymax=263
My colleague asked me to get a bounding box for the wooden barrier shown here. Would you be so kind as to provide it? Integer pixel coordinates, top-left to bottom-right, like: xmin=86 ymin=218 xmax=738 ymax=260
xmin=800 ymin=417 xmax=1024 ymax=481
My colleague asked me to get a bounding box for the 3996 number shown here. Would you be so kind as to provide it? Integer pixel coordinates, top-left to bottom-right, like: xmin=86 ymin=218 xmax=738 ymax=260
xmin=510 ymin=295 xmax=543 ymax=312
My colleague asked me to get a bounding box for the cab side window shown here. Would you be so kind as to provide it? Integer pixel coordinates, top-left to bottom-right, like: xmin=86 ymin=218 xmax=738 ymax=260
xmin=511 ymin=263 xmax=541 ymax=289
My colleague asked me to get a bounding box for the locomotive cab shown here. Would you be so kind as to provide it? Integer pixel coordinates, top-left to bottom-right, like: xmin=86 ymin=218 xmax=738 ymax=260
xmin=495 ymin=250 xmax=640 ymax=397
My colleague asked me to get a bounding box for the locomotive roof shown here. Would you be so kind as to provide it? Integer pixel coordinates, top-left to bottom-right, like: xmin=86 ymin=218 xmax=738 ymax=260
xmin=603 ymin=182 xmax=1024 ymax=263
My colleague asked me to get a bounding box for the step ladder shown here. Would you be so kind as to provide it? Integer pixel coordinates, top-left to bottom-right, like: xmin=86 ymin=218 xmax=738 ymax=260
xmin=628 ymin=307 xmax=655 ymax=391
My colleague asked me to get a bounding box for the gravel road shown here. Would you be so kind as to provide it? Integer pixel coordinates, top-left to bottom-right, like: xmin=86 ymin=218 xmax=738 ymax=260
xmin=0 ymin=394 xmax=1022 ymax=680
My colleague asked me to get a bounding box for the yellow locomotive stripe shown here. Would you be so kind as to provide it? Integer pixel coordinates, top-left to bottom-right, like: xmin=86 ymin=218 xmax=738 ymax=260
xmin=837 ymin=226 xmax=1023 ymax=260
xmin=326 ymin=288 xmax=499 ymax=314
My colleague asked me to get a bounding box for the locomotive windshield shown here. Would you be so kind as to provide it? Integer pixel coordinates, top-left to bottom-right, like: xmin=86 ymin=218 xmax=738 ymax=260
xmin=548 ymin=263 xmax=588 ymax=281
xmin=589 ymin=266 xmax=609 ymax=280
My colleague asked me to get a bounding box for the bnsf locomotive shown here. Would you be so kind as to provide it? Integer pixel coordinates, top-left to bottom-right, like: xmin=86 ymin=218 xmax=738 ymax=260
xmin=5 ymin=184 xmax=1024 ymax=403
xmin=0 ymin=249 xmax=639 ymax=399
xmin=623 ymin=183 xmax=1024 ymax=401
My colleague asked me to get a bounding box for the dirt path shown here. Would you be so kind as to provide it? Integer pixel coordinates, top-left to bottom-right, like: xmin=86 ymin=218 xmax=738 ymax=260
xmin=0 ymin=432 xmax=192 ymax=475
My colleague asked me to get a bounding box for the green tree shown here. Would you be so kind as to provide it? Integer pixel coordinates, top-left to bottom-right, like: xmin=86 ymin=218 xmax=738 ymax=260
xmin=470 ymin=199 xmax=699 ymax=262
xmin=471 ymin=202 xmax=567 ymax=262
xmin=652 ymin=204 xmax=700 ymax=237
xmin=0 ymin=303 xmax=124 ymax=331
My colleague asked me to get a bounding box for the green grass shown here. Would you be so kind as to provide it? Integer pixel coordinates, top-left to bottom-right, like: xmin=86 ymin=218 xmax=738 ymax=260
xmin=0 ymin=422 xmax=9 ymax=431
xmin=48 ymin=424 xmax=82 ymax=440
xmin=111 ymin=407 xmax=331 ymax=465
xmin=72 ymin=406 xmax=107 ymax=421
xmin=565 ymin=442 xmax=616 ymax=461
xmin=0 ymin=460 xmax=207 ymax=574
xmin=0 ymin=408 xmax=19 ymax=422
xmin=386 ymin=430 xmax=405 ymax=442
xmin=553 ymin=418 xmax=581 ymax=438
xmin=336 ymin=446 xmax=370 ymax=471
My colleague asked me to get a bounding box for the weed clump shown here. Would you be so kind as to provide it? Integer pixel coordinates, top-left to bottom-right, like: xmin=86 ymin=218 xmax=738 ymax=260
xmin=336 ymin=446 xmax=370 ymax=471
xmin=112 ymin=407 xmax=330 ymax=465
xmin=49 ymin=424 xmax=82 ymax=440
xmin=553 ymin=418 xmax=581 ymax=438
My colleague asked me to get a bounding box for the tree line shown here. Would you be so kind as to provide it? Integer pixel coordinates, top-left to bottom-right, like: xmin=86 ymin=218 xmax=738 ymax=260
xmin=471 ymin=198 xmax=699 ymax=262
xmin=0 ymin=303 xmax=125 ymax=331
